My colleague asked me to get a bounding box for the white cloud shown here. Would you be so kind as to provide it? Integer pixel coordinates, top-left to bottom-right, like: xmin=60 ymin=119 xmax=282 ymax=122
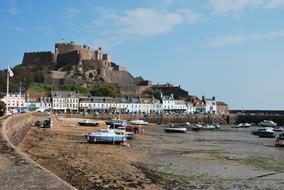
xmin=118 ymin=8 xmax=183 ymax=36
xmin=208 ymin=0 xmax=263 ymax=15
xmin=208 ymin=0 xmax=284 ymax=15
xmin=263 ymin=0 xmax=284 ymax=8
xmin=206 ymin=30 xmax=284 ymax=47
xmin=94 ymin=8 xmax=201 ymax=37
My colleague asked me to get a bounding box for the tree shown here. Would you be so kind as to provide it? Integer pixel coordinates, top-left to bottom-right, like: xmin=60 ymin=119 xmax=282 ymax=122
xmin=90 ymin=84 xmax=120 ymax=97
xmin=0 ymin=101 xmax=6 ymax=116
xmin=143 ymin=88 xmax=162 ymax=101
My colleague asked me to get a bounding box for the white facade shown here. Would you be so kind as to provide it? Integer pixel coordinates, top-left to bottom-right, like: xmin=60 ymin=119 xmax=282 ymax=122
xmin=186 ymin=102 xmax=196 ymax=114
xmin=79 ymin=96 xmax=162 ymax=114
xmin=162 ymin=94 xmax=187 ymax=113
xmin=52 ymin=91 xmax=79 ymax=112
xmin=79 ymin=97 xmax=117 ymax=113
xmin=1 ymin=94 xmax=25 ymax=108
xmin=204 ymin=97 xmax=217 ymax=114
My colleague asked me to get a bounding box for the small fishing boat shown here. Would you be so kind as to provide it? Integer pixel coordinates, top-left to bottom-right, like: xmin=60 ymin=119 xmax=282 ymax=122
xmin=191 ymin=126 xmax=201 ymax=132
xmin=129 ymin=119 xmax=149 ymax=125
xmin=257 ymin=127 xmax=276 ymax=138
xmin=238 ymin=123 xmax=252 ymax=128
xmin=85 ymin=128 xmax=126 ymax=144
xmin=78 ymin=119 xmax=99 ymax=127
xmin=273 ymin=127 xmax=284 ymax=132
xmin=164 ymin=125 xmax=187 ymax=133
xmin=258 ymin=120 xmax=277 ymax=127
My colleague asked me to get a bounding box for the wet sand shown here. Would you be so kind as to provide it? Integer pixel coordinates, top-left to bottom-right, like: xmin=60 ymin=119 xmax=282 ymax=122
xmin=19 ymin=116 xmax=284 ymax=189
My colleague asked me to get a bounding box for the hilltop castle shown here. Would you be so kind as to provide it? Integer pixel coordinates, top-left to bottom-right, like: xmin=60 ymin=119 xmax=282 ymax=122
xmin=21 ymin=41 xmax=152 ymax=95
xmin=22 ymin=41 xmax=111 ymax=67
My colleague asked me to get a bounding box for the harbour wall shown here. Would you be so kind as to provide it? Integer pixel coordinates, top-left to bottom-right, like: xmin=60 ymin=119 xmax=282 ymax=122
xmin=229 ymin=114 xmax=284 ymax=126
xmin=0 ymin=112 xmax=75 ymax=189
xmin=58 ymin=114 xmax=230 ymax=124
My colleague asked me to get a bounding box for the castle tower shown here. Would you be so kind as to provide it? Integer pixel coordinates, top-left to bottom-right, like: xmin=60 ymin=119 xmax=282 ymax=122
xmin=97 ymin=47 xmax=103 ymax=60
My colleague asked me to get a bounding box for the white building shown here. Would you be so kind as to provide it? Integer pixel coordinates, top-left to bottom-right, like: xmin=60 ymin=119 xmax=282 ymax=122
xmin=79 ymin=96 xmax=117 ymax=113
xmin=203 ymin=96 xmax=217 ymax=114
xmin=186 ymin=102 xmax=196 ymax=114
xmin=161 ymin=94 xmax=187 ymax=113
xmin=78 ymin=96 xmax=162 ymax=114
xmin=1 ymin=94 xmax=25 ymax=109
xmin=139 ymin=98 xmax=162 ymax=114
xmin=51 ymin=91 xmax=79 ymax=113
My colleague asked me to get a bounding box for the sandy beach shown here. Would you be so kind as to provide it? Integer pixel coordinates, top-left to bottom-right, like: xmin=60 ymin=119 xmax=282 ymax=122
xmin=19 ymin=115 xmax=284 ymax=189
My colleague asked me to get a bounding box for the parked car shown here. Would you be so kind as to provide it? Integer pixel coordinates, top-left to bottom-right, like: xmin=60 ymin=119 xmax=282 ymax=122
xmin=35 ymin=120 xmax=42 ymax=127
xmin=42 ymin=120 xmax=51 ymax=128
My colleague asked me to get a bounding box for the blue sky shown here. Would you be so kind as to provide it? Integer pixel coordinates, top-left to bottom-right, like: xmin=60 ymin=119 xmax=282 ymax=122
xmin=1 ymin=0 xmax=284 ymax=109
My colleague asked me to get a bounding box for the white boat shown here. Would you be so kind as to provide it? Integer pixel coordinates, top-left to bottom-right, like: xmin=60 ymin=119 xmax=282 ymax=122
xmin=85 ymin=128 xmax=126 ymax=144
xmin=238 ymin=123 xmax=252 ymax=128
xmin=78 ymin=119 xmax=99 ymax=126
xmin=129 ymin=119 xmax=149 ymax=125
xmin=164 ymin=127 xmax=187 ymax=133
xmin=258 ymin=120 xmax=277 ymax=127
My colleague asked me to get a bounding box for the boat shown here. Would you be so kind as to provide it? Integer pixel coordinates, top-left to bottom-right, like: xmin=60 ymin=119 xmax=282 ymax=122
xmin=275 ymin=133 xmax=284 ymax=146
xmin=251 ymin=128 xmax=267 ymax=135
xmin=106 ymin=119 xmax=127 ymax=128
xmin=238 ymin=123 xmax=252 ymax=128
xmin=258 ymin=120 xmax=277 ymax=127
xmin=129 ymin=119 xmax=149 ymax=125
xmin=164 ymin=125 xmax=187 ymax=133
xmin=273 ymin=127 xmax=284 ymax=132
xmin=257 ymin=127 xmax=276 ymax=138
xmin=116 ymin=126 xmax=135 ymax=139
xmin=212 ymin=123 xmax=221 ymax=129
xmin=191 ymin=126 xmax=201 ymax=132
xmin=85 ymin=128 xmax=126 ymax=144
xmin=78 ymin=119 xmax=99 ymax=127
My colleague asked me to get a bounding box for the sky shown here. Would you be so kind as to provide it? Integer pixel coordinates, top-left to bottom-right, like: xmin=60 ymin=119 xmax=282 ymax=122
xmin=0 ymin=0 xmax=284 ymax=110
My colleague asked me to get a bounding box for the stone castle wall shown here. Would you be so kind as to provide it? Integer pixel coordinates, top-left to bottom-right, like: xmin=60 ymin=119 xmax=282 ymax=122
xmin=22 ymin=51 xmax=55 ymax=65
xmin=56 ymin=51 xmax=80 ymax=69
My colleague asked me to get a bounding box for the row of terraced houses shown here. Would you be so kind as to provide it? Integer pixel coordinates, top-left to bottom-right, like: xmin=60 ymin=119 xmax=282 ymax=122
xmin=1 ymin=91 xmax=229 ymax=115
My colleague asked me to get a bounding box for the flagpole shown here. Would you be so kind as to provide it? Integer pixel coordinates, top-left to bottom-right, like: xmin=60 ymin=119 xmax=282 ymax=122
xmin=6 ymin=69 xmax=9 ymax=116
xmin=19 ymin=82 xmax=22 ymax=113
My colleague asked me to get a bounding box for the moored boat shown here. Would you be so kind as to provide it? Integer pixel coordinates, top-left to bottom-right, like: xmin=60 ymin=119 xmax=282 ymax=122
xmin=257 ymin=127 xmax=276 ymax=138
xmin=258 ymin=120 xmax=277 ymax=127
xmin=129 ymin=119 xmax=149 ymax=125
xmin=164 ymin=125 xmax=187 ymax=133
xmin=78 ymin=119 xmax=99 ymax=127
xmin=85 ymin=128 xmax=126 ymax=144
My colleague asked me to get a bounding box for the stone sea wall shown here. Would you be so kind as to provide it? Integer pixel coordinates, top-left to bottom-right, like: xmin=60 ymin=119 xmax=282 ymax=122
xmin=60 ymin=113 xmax=229 ymax=124
xmin=0 ymin=112 xmax=75 ymax=189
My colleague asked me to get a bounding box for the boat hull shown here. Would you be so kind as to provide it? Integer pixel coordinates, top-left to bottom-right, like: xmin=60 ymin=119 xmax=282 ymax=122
xmin=164 ymin=128 xmax=187 ymax=133
xmin=86 ymin=135 xmax=126 ymax=144
xmin=78 ymin=122 xmax=99 ymax=127
xmin=258 ymin=132 xmax=276 ymax=138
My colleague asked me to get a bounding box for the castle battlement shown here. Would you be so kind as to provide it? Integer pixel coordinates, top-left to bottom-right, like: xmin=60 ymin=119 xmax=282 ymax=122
xmin=24 ymin=51 xmax=53 ymax=55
